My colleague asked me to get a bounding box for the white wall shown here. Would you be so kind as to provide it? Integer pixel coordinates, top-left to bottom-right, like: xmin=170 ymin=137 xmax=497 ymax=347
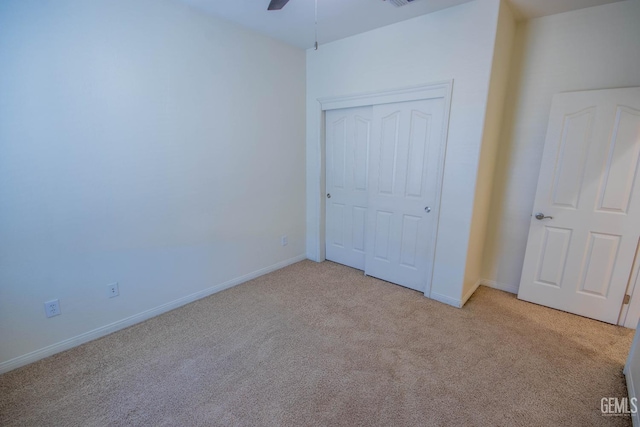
xmin=306 ymin=0 xmax=502 ymax=306
xmin=462 ymin=0 xmax=516 ymax=302
xmin=0 ymin=0 xmax=306 ymax=369
xmin=625 ymin=323 xmax=640 ymax=426
xmin=483 ymin=0 xmax=640 ymax=293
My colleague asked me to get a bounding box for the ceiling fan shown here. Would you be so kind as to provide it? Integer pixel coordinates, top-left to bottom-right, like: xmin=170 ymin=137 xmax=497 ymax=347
xmin=267 ymin=0 xmax=290 ymax=11
xmin=268 ymin=0 xmax=417 ymax=11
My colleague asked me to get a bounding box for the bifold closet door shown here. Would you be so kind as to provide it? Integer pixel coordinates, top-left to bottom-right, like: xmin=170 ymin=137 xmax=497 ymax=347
xmin=364 ymin=98 xmax=446 ymax=292
xmin=325 ymin=106 xmax=373 ymax=270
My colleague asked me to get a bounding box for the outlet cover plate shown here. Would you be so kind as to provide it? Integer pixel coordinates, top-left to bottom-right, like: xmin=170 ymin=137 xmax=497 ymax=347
xmin=44 ymin=299 xmax=61 ymax=318
xmin=107 ymin=283 xmax=119 ymax=298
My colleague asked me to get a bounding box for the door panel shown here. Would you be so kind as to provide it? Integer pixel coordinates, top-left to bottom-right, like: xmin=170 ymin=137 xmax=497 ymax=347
xmin=352 ymin=206 xmax=367 ymax=252
xmin=329 ymin=203 xmax=345 ymax=247
xmin=550 ymin=107 xmax=594 ymax=209
xmin=325 ymin=106 xmax=373 ymax=270
xmin=598 ymin=106 xmax=640 ymax=213
xmin=365 ymin=98 xmax=446 ymax=292
xmin=579 ymin=232 xmax=620 ymax=297
xmin=399 ymin=215 xmax=420 ymax=268
xmin=518 ymin=87 xmax=640 ymax=324
xmin=536 ymin=226 xmax=572 ymax=288
xmin=406 ymin=111 xmax=430 ymax=198
xmin=373 ymin=210 xmax=393 ymax=261
xmin=354 ymin=117 xmax=370 ymax=191
xmin=378 ymin=112 xmax=399 ymax=195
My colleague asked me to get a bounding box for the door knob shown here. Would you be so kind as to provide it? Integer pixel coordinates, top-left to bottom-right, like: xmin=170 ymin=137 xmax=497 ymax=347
xmin=425 ymin=207 xmax=431 ymax=213
xmin=535 ymin=213 xmax=553 ymax=220
xmin=327 ymin=193 xmax=331 ymax=199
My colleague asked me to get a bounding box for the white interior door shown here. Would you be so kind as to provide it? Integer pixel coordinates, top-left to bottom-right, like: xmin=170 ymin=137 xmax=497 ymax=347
xmin=518 ymin=87 xmax=640 ymax=324
xmin=364 ymin=98 xmax=446 ymax=292
xmin=325 ymin=106 xmax=373 ymax=270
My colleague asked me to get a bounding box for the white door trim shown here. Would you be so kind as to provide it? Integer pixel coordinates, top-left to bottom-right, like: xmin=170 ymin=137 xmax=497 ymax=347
xmin=621 ymin=241 xmax=640 ymax=328
xmin=319 ymin=81 xmax=453 ymax=111
xmin=314 ymin=80 xmax=453 ymax=298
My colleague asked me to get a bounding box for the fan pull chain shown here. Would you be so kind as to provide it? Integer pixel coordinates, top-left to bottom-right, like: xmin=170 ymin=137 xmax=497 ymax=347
xmin=314 ymin=0 xmax=318 ymax=50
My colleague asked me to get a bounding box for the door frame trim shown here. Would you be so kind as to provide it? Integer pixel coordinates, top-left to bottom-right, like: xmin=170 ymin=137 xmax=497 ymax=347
xmin=620 ymin=239 xmax=640 ymax=327
xmin=318 ymin=81 xmax=452 ymax=111
xmin=315 ymin=80 xmax=453 ymax=298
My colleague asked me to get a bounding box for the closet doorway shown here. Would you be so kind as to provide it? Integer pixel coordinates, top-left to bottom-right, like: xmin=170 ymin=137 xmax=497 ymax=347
xmin=322 ymin=83 xmax=451 ymax=294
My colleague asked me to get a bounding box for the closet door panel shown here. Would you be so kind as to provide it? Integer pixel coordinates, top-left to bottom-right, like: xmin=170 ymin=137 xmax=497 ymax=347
xmin=326 ymin=106 xmax=373 ymax=270
xmin=365 ymin=98 xmax=446 ymax=292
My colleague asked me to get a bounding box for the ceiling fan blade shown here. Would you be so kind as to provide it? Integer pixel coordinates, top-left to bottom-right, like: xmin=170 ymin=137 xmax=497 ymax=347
xmin=267 ymin=0 xmax=290 ymax=10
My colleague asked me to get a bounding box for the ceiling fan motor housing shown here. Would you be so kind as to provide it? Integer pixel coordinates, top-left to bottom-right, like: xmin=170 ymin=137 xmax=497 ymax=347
xmin=387 ymin=0 xmax=418 ymax=7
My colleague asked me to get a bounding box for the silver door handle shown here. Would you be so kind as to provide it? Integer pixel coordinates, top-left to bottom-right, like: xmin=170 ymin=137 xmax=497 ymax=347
xmin=327 ymin=193 xmax=331 ymax=199
xmin=535 ymin=213 xmax=553 ymax=220
xmin=425 ymin=207 xmax=431 ymax=213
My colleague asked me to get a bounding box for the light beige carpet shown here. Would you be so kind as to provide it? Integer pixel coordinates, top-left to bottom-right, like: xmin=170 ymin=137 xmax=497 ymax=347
xmin=0 ymin=260 xmax=634 ymax=426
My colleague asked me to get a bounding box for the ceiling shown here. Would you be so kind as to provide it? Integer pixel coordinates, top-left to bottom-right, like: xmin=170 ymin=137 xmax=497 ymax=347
xmin=178 ymin=0 xmax=626 ymax=49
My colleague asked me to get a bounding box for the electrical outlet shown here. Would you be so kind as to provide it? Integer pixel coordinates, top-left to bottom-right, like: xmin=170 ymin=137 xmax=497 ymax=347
xmin=281 ymin=235 xmax=288 ymax=246
xmin=107 ymin=282 xmax=119 ymax=298
xmin=44 ymin=299 xmax=61 ymax=318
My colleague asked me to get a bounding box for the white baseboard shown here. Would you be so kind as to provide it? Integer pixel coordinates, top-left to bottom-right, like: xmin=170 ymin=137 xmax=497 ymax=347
xmin=430 ymin=279 xmax=482 ymax=309
xmin=461 ymin=279 xmax=482 ymax=307
xmin=430 ymin=279 xmax=517 ymax=309
xmin=430 ymin=291 xmax=463 ymax=308
xmin=0 ymin=254 xmax=307 ymax=375
xmin=431 ymin=278 xmax=501 ymax=309
xmin=480 ymin=279 xmax=519 ymax=294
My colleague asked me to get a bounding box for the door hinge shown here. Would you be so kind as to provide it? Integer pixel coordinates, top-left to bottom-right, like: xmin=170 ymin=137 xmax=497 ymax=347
xmin=624 ymin=294 xmax=631 ymax=305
